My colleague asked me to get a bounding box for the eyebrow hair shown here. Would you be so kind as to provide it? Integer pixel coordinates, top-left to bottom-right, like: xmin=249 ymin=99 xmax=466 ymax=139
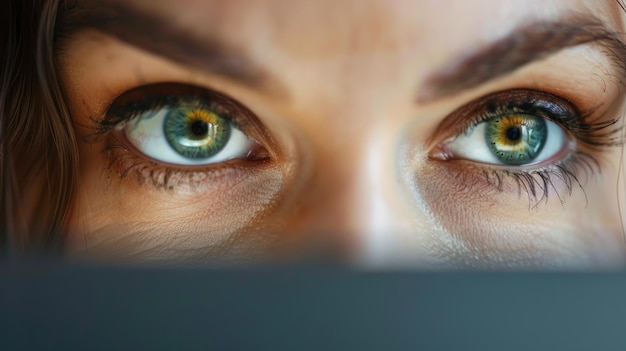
xmin=55 ymin=0 xmax=286 ymax=98
xmin=419 ymin=14 xmax=626 ymax=102
xmin=57 ymin=2 xmax=626 ymax=105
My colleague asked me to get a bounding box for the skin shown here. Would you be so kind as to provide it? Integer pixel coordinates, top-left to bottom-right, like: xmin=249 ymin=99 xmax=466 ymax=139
xmin=60 ymin=0 xmax=626 ymax=268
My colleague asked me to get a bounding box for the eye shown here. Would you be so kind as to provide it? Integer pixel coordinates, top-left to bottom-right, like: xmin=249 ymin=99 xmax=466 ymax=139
xmin=444 ymin=113 xmax=568 ymax=166
xmin=109 ymin=84 xmax=263 ymax=167
xmin=434 ymin=90 xmax=578 ymax=168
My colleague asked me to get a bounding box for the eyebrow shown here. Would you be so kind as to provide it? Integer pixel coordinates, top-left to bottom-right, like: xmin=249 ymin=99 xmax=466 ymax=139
xmin=56 ymin=0 xmax=286 ymax=98
xmin=419 ymin=14 xmax=626 ymax=102
xmin=57 ymin=2 xmax=626 ymax=104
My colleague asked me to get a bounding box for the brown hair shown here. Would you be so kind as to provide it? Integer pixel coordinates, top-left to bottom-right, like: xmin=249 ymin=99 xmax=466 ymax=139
xmin=1 ymin=0 xmax=78 ymax=255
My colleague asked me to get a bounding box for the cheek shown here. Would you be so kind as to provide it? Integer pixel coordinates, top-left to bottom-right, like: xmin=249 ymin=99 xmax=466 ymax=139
xmin=64 ymin=149 xmax=285 ymax=263
xmin=410 ymin=160 xmax=624 ymax=268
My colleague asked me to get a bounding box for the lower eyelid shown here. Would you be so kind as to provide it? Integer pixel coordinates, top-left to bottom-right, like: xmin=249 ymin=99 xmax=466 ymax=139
xmin=101 ymin=135 xmax=273 ymax=194
xmin=425 ymin=141 xmax=599 ymax=211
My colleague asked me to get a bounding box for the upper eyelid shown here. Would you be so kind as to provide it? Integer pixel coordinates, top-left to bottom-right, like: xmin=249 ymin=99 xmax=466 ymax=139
xmin=431 ymin=90 xmax=576 ymax=137
xmin=428 ymin=89 xmax=622 ymax=153
xmin=104 ymin=83 xmax=257 ymax=130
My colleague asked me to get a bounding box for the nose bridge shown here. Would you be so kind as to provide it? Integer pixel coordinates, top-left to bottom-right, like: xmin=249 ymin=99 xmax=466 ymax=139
xmin=270 ymin=52 xmax=422 ymax=262
xmin=282 ymin=117 xmax=413 ymax=262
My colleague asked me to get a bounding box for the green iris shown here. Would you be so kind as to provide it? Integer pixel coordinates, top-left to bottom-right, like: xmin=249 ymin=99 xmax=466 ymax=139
xmin=485 ymin=114 xmax=547 ymax=165
xmin=164 ymin=107 xmax=231 ymax=159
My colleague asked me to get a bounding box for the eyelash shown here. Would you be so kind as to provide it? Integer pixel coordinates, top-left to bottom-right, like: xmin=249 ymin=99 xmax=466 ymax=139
xmin=90 ymin=84 xmax=622 ymax=202
xmin=482 ymin=152 xmax=597 ymax=207
xmin=432 ymin=89 xmax=623 ymax=207
xmin=95 ymin=87 xmax=254 ymax=134
xmin=89 ymin=84 xmax=270 ymax=190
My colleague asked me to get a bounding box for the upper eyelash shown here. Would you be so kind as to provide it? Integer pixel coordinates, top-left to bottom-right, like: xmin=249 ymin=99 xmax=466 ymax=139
xmin=85 ymin=83 xmax=256 ymax=142
xmin=458 ymin=90 xmax=623 ymax=150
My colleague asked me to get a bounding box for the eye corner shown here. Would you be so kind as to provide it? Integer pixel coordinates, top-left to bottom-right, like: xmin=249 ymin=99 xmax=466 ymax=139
xmin=427 ymin=142 xmax=454 ymax=162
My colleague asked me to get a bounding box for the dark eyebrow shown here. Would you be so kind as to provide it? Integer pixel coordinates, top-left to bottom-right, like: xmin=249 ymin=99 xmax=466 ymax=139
xmin=419 ymin=14 xmax=626 ymax=103
xmin=56 ymin=0 xmax=286 ymax=98
xmin=57 ymin=2 xmax=626 ymax=104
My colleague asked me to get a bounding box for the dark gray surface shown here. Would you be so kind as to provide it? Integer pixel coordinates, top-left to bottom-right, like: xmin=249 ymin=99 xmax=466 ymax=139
xmin=1 ymin=263 xmax=624 ymax=350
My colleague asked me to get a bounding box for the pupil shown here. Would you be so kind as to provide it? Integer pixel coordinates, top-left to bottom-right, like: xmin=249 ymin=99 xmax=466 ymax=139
xmin=190 ymin=120 xmax=208 ymax=136
xmin=505 ymin=126 xmax=521 ymax=141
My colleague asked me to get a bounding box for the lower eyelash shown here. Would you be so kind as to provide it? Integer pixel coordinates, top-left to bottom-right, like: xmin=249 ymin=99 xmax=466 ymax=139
xmin=102 ymin=143 xmax=188 ymax=190
xmin=101 ymin=141 xmax=268 ymax=193
xmin=481 ymin=151 xmax=599 ymax=209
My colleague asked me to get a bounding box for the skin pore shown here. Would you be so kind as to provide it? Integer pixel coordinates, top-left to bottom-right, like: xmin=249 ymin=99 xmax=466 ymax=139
xmin=59 ymin=0 xmax=626 ymax=268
